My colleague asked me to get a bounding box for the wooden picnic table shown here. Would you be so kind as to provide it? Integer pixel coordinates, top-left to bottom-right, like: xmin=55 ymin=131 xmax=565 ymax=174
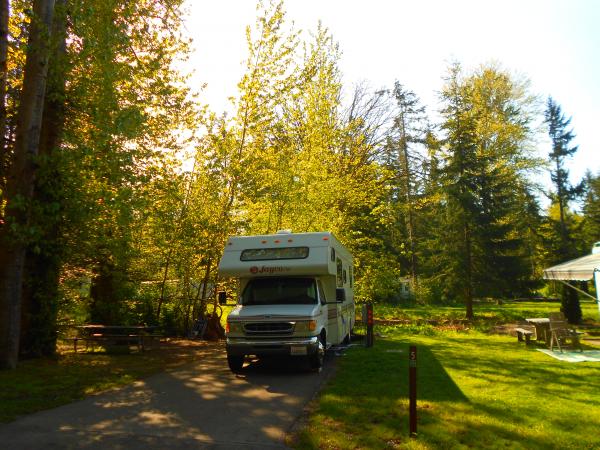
xmin=70 ymin=325 xmax=162 ymax=353
xmin=525 ymin=318 xmax=550 ymax=345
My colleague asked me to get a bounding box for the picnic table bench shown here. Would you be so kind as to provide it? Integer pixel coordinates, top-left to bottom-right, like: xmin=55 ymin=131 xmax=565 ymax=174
xmin=515 ymin=327 xmax=534 ymax=344
xmin=521 ymin=314 xmax=584 ymax=351
xmin=67 ymin=325 xmax=162 ymax=353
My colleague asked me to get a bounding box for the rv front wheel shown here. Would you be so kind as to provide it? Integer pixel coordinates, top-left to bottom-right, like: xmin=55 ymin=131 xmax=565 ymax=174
xmin=227 ymin=354 xmax=244 ymax=373
xmin=309 ymin=334 xmax=325 ymax=371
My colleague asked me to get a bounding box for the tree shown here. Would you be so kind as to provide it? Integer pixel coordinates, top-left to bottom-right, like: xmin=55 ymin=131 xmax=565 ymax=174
xmin=0 ymin=0 xmax=56 ymax=369
xmin=582 ymin=171 xmax=600 ymax=248
xmin=233 ymin=0 xmax=300 ymax=234
xmin=384 ymin=82 xmax=428 ymax=290
xmin=438 ymin=64 xmax=537 ymax=318
xmin=20 ymin=0 xmax=68 ymax=357
xmin=544 ymin=97 xmax=584 ymax=323
xmin=61 ymin=0 xmax=196 ymax=326
xmin=1 ymin=0 xmax=198 ymax=365
xmin=0 ymin=0 xmax=8 ymax=185
xmin=544 ymin=97 xmax=584 ymax=259
xmin=438 ymin=64 xmax=479 ymax=318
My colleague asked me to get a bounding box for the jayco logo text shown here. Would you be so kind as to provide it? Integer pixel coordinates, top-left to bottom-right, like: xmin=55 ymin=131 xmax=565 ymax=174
xmin=249 ymin=266 xmax=292 ymax=274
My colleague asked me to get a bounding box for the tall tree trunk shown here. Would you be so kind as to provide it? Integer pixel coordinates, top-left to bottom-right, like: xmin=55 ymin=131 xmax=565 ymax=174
xmin=0 ymin=0 xmax=56 ymax=369
xmin=200 ymin=259 xmax=212 ymax=312
xmin=89 ymin=258 xmax=125 ymax=325
xmin=0 ymin=0 xmax=8 ymax=188
xmin=20 ymin=0 xmax=67 ymax=358
xmin=464 ymin=221 xmax=474 ymax=320
xmin=156 ymin=160 xmax=199 ymax=323
xmin=156 ymin=247 xmax=173 ymax=322
xmin=555 ymin=158 xmax=569 ymax=257
xmin=400 ymin=138 xmax=418 ymax=290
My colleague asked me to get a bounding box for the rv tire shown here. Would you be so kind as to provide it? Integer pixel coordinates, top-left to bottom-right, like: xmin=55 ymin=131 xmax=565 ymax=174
xmin=309 ymin=333 xmax=325 ymax=371
xmin=227 ymin=354 xmax=244 ymax=373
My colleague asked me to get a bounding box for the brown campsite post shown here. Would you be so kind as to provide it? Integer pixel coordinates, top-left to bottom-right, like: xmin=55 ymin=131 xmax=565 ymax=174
xmin=366 ymin=303 xmax=374 ymax=347
xmin=409 ymin=345 xmax=417 ymax=437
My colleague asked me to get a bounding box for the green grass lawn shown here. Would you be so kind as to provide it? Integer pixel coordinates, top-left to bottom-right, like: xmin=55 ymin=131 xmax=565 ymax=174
xmin=3 ymin=300 xmax=600 ymax=449
xmin=372 ymin=300 xmax=600 ymax=327
xmin=292 ymin=303 xmax=600 ymax=449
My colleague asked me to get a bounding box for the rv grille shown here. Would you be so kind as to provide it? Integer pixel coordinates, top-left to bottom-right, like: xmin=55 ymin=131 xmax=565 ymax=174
xmin=244 ymin=322 xmax=294 ymax=336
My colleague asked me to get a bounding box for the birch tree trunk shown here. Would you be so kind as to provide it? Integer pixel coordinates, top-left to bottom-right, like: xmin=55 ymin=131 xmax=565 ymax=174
xmin=0 ymin=0 xmax=55 ymax=369
xmin=0 ymin=0 xmax=8 ymax=188
xmin=20 ymin=0 xmax=67 ymax=357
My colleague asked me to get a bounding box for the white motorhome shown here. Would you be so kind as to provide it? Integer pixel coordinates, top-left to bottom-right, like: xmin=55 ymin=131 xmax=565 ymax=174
xmin=218 ymin=231 xmax=355 ymax=372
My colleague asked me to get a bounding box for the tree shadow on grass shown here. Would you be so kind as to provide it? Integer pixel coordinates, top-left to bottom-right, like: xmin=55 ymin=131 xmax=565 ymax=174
xmin=359 ymin=339 xmax=468 ymax=403
xmin=399 ymin=335 xmax=600 ymax=448
xmin=315 ymin=336 xmax=599 ymax=449
xmin=424 ymin=337 xmax=600 ymax=409
xmin=407 ymin=344 xmax=469 ymax=403
xmin=295 ymin=339 xmax=470 ymax=447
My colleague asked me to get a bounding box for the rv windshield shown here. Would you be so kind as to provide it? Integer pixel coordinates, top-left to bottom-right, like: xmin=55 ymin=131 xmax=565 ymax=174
xmin=241 ymin=277 xmax=317 ymax=305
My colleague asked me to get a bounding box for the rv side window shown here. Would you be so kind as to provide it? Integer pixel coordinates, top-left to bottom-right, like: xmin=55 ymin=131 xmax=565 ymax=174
xmin=343 ymin=269 xmax=347 ymax=285
xmin=330 ymin=248 xmax=336 ymax=262
xmin=349 ymin=267 xmax=353 ymax=287
xmin=336 ymin=257 xmax=343 ymax=287
xmin=240 ymin=247 xmax=309 ymax=261
xmin=317 ymin=280 xmax=327 ymax=305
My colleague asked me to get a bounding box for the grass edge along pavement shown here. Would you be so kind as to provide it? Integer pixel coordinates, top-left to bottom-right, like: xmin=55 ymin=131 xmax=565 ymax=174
xmin=0 ymin=339 xmax=221 ymax=423
xmin=290 ymin=316 xmax=600 ymax=449
xmin=2 ymin=300 xmax=600 ymax=444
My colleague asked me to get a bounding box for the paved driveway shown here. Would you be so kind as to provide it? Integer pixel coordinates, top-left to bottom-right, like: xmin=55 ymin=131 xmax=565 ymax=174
xmin=0 ymin=344 xmax=334 ymax=449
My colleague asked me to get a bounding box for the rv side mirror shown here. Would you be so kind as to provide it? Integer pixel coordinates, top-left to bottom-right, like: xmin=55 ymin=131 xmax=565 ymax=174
xmin=335 ymin=288 xmax=346 ymax=303
xmin=218 ymin=291 xmax=227 ymax=305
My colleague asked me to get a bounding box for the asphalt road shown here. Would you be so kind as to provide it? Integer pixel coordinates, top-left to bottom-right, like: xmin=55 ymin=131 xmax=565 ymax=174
xmin=0 ymin=344 xmax=336 ymax=449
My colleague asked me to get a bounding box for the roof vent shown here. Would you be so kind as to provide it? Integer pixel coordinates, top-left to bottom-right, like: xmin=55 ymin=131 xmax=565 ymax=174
xmin=275 ymin=229 xmax=292 ymax=234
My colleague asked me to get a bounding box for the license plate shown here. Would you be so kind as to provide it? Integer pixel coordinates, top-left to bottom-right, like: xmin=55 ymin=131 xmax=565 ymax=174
xmin=290 ymin=345 xmax=307 ymax=355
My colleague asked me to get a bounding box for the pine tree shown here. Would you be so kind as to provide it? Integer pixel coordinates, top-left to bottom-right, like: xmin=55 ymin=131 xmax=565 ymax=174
xmin=438 ymin=64 xmax=537 ymax=318
xmin=544 ymin=97 xmax=584 ymax=259
xmin=582 ymin=171 xmax=600 ymax=247
xmin=544 ymin=97 xmax=584 ymax=323
xmin=384 ymin=82 xmax=427 ymax=291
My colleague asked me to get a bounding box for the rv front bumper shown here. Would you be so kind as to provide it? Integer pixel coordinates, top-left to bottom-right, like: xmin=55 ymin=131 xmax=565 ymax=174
xmin=226 ymin=336 xmax=319 ymax=357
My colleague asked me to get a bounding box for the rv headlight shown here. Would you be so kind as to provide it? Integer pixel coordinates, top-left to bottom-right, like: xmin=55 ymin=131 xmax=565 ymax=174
xmin=295 ymin=320 xmax=317 ymax=332
xmin=227 ymin=321 xmax=243 ymax=333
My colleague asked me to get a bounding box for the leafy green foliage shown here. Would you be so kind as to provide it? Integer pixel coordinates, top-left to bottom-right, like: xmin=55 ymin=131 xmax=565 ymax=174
xmin=581 ymin=171 xmax=600 ymax=248
xmin=1 ymin=0 xmax=596 ymax=366
xmin=543 ymin=98 xmax=587 ymax=323
xmin=545 ymin=97 xmax=584 ymax=255
xmin=383 ymin=82 xmax=428 ymax=288
xmin=427 ymin=64 xmax=539 ymax=317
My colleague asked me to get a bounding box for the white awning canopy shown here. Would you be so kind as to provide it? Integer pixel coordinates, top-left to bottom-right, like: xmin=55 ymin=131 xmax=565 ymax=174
xmin=543 ymin=253 xmax=600 ymax=281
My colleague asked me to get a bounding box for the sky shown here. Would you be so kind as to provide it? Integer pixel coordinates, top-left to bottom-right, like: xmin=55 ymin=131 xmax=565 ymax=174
xmin=182 ymin=0 xmax=600 ymax=188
